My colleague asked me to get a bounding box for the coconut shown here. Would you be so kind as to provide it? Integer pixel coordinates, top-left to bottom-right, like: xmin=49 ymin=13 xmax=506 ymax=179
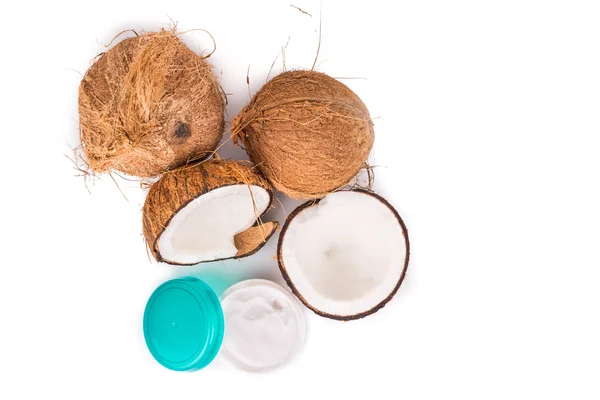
xmin=143 ymin=159 xmax=278 ymax=265
xmin=231 ymin=70 xmax=374 ymax=199
xmin=277 ymin=190 xmax=409 ymax=320
xmin=79 ymin=30 xmax=225 ymax=178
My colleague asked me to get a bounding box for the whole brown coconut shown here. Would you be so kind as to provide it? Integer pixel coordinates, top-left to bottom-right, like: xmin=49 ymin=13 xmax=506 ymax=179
xmin=79 ymin=30 xmax=225 ymax=178
xmin=231 ymin=70 xmax=374 ymax=199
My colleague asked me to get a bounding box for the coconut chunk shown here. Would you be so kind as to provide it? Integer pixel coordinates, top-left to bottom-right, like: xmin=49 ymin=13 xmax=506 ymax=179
xmin=234 ymin=222 xmax=279 ymax=257
xmin=143 ymin=159 xmax=277 ymax=265
xmin=278 ymin=190 xmax=409 ymax=320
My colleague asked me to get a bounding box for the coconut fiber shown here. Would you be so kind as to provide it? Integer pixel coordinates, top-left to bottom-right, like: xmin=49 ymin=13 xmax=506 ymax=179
xmin=232 ymin=70 xmax=374 ymax=199
xmin=79 ymin=30 xmax=225 ymax=178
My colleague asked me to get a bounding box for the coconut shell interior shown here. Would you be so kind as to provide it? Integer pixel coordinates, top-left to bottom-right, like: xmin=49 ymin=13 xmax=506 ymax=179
xmin=277 ymin=189 xmax=410 ymax=321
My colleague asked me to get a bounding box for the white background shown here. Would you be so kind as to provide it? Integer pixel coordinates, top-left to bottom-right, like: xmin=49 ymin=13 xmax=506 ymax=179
xmin=1 ymin=0 xmax=599 ymax=398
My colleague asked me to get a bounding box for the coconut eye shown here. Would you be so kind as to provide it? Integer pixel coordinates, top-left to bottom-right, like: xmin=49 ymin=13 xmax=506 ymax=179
xmin=174 ymin=122 xmax=191 ymax=139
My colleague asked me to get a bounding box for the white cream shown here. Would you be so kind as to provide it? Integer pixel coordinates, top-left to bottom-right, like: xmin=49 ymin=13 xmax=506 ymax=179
xmin=220 ymin=280 xmax=306 ymax=372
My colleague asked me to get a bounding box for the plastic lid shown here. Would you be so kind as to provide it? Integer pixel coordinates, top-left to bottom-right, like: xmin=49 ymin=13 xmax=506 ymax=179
xmin=143 ymin=277 xmax=224 ymax=371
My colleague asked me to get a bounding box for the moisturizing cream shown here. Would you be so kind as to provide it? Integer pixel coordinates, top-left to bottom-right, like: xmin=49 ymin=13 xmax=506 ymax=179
xmin=220 ymin=279 xmax=306 ymax=372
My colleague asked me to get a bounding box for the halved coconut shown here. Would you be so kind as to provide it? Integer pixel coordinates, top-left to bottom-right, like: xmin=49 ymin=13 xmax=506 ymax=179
xmin=277 ymin=190 xmax=409 ymax=320
xmin=143 ymin=160 xmax=278 ymax=265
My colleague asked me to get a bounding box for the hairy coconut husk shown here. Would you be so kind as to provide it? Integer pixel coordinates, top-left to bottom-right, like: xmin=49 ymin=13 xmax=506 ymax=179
xmin=232 ymin=70 xmax=374 ymax=199
xmin=142 ymin=159 xmax=278 ymax=265
xmin=79 ymin=30 xmax=225 ymax=178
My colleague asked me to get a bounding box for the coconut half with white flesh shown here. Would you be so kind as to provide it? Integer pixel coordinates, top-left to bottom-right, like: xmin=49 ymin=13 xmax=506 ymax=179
xmin=143 ymin=160 xmax=278 ymax=265
xmin=277 ymin=190 xmax=409 ymax=320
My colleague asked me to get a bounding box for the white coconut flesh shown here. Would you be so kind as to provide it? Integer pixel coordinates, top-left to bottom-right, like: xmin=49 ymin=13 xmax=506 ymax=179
xmin=280 ymin=191 xmax=408 ymax=318
xmin=158 ymin=185 xmax=271 ymax=264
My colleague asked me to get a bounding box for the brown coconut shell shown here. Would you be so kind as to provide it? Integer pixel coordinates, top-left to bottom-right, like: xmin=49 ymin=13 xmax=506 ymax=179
xmin=79 ymin=30 xmax=225 ymax=178
xmin=142 ymin=159 xmax=278 ymax=265
xmin=277 ymin=189 xmax=410 ymax=321
xmin=231 ymin=70 xmax=374 ymax=199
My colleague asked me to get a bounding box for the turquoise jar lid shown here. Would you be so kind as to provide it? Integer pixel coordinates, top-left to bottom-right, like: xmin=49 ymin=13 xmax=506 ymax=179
xmin=143 ymin=277 xmax=224 ymax=371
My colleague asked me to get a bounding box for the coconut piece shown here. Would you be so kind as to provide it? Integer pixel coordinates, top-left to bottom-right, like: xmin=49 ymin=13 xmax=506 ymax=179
xmin=79 ymin=30 xmax=225 ymax=178
xmin=234 ymin=222 xmax=278 ymax=257
xmin=277 ymin=190 xmax=409 ymax=320
xmin=231 ymin=70 xmax=374 ymax=200
xmin=143 ymin=160 xmax=278 ymax=265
